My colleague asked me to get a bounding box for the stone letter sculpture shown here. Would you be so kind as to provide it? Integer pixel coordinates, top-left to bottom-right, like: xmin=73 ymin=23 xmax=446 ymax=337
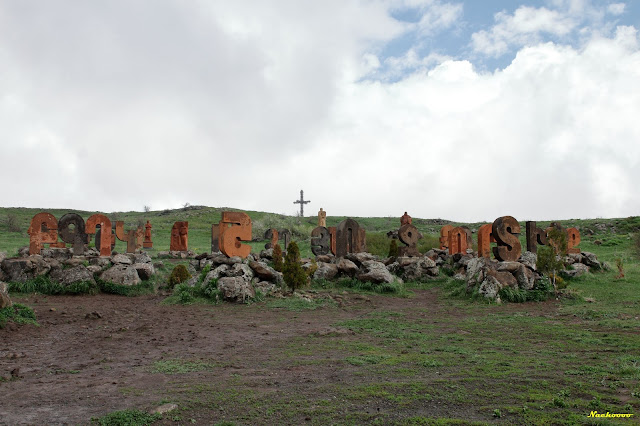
xmin=28 ymin=212 xmax=59 ymax=255
xmin=278 ymin=229 xmax=291 ymax=250
xmin=219 ymin=212 xmax=252 ymax=258
xmin=477 ymin=223 xmax=495 ymax=259
xmin=448 ymin=226 xmax=470 ymax=255
xmin=86 ymin=214 xmax=113 ymax=257
xmin=311 ymin=226 xmax=330 ymax=256
xmin=525 ymin=221 xmax=548 ymax=254
xmin=492 ymin=216 xmax=521 ymax=262
xmin=328 ymin=226 xmax=337 ymax=255
xmin=336 ymin=218 xmax=365 ymax=257
xmin=211 ymin=224 xmax=220 ymax=253
xmin=567 ymin=227 xmax=581 ymax=254
xmin=143 ymin=221 xmax=153 ymax=249
xmin=116 ymin=221 xmax=144 ymax=253
xmin=170 ymin=221 xmax=189 ymax=251
xmin=400 ymin=212 xmax=412 ymax=227
xmin=264 ymin=228 xmax=279 ymax=250
xmin=439 ymin=225 xmax=453 ymax=250
xmin=58 ymin=213 xmax=88 ymax=256
xmin=318 ymin=208 xmax=327 ymax=227
xmin=398 ymin=223 xmax=421 ymax=257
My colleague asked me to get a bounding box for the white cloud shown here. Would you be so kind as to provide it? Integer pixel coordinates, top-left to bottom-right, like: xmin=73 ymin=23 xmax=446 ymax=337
xmin=608 ymin=3 xmax=626 ymax=16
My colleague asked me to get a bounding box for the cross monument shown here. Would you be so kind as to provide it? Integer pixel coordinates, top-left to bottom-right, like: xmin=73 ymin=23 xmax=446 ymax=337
xmin=293 ymin=190 xmax=310 ymax=217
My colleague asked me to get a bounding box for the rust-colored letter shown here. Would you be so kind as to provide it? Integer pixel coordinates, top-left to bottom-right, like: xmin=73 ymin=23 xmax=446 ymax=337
xmin=525 ymin=221 xmax=548 ymax=254
xmin=219 ymin=212 xmax=251 ymax=258
xmin=477 ymin=223 xmax=495 ymax=259
xmin=439 ymin=225 xmax=453 ymax=250
xmin=116 ymin=221 xmax=144 ymax=253
xmin=264 ymin=228 xmax=279 ymax=250
xmin=143 ymin=221 xmax=153 ymax=249
xmin=170 ymin=222 xmax=189 ymax=251
xmin=28 ymin=212 xmax=59 ymax=255
xmin=448 ymin=226 xmax=469 ymax=255
xmin=567 ymin=227 xmax=581 ymax=254
xmin=86 ymin=214 xmax=113 ymax=257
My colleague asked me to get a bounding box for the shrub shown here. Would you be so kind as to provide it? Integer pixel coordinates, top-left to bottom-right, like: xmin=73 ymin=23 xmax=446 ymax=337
xmin=9 ymin=276 xmax=98 ymax=295
xmin=168 ymin=264 xmax=191 ymax=288
xmin=283 ymin=241 xmax=307 ymax=292
xmin=272 ymin=244 xmax=284 ymax=272
xmin=537 ymin=227 xmax=567 ymax=294
xmin=5 ymin=213 xmax=20 ymax=232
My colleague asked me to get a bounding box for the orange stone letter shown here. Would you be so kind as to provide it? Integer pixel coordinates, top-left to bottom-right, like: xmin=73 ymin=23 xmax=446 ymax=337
xmin=27 ymin=212 xmax=59 ymax=255
xmin=566 ymin=227 xmax=581 ymax=254
xmin=86 ymin=214 xmax=113 ymax=257
xmin=492 ymin=216 xmax=521 ymax=262
xmin=439 ymin=225 xmax=453 ymax=250
xmin=170 ymin=222 xmax=189 ymax=252
xmin=219 ymin=212 xmax=252 ymax=258
xmin=477 ymin=223 xmax=495 ymax=259
xmin=448 ymin=226 xmax=469 ymax=255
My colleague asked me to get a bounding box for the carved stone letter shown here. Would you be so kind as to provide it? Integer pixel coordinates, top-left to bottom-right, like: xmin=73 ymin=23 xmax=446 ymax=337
xmin=336 ymin=218 xmax=364 ymax=257
xmin=58 ymin=213 xmax=87 ymax=256
xmin=311 ymin=226 xmax=330 ymax=256
xmin=448 ymin=226 xmax=470 ymax=255
xmin=439 ymin=225 xmax=453 ymax=250
xmin=143 ymin=221 xmax=153 ymax=249
xmin=492 ymin=216 xmax=521 ymax=262
xmin=170 ymin=221 xmax=189 ymax=252
xmin=264 ymin=228 xmax=279 ymax=250
xmin=278 ymin=229 xmax=291 ymax=250
xmin=219 ymin=212 xmax=251 ymax=259
xmin=477 ymin=223 xmax=495 ymax=259
xmin=398 ymin=224 xmax=421 ymax=257
xmin=86 ymin=214 xmax=113 ymax=257
xmin=28 ymin=212 xmax=59 ymax=255
xmin=566 ymin=227 xmax=581 ymax=254
xmin=116 ymin=221 xmax=144 ymax=253
xmin=525 ymin=221 xmax=548 ymax=254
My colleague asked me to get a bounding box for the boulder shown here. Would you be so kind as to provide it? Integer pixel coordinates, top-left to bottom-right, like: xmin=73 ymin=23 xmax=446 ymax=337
xmin=217 ymin=276 xmax=255 ymax=303
xmin=133 ymin=252 xmax=153 ymax=264
xmin=259 ymin=249 xmax=274 ymax=260
xmin=225 ymin=263 xmax=254 ymax=282
xmin=199 ymin=258 xmax=213 ymax=270
xmin=51 ymin=265 xmax=96 ymax=287
xmin=402 ymin=257 xmax=439 ymax=282
xmin=357 ymin=260 xmax=396 ymax=284
xmin=40 ymin=247 xmax=72 ymax=261
xmin=478 ymin=275 xmax=504 ymax=299
xmin=89 ymin=257 xmax=111 ymax=269
xmin=581 ymin=252 xmax=602 ymax=270
xmin=514 ymin=264 xmax=536 ymax=290
xmin=316 ymin=255 xmax=332 ymax=263
xmin=86 ymin=265 xmax=102 ymax=275
xmin=205 ymin=265 xmax=229 ymax=282
xmin=111 ymin=254 xmax=132 ymax=265
xmin=62 ymin=257 xmax=87 ymax=267
xmin=497 ymin=261 xmax=521 ymax=273
xmin=345 ymin=252 xmax=377 ymax=267
xmin=336 ymin=258 xmax=358 ymax=276
xmin=249 ymin=261 xmax=282 ymax=283
xmin=566 ymin=253 xmax=584 ymax=265
xmin=465 ymin=257 xmax=490 ymax=290
xmin=0 ymin=282 xmax=11 ymax=309
xmin=313 ymin=263 xmax=339 ymax=280
xmin=254 ymin=280 xmax=281 ymax=297
xmin=519 ymin=251 xmax=537 ymax=270
xmin=1 ymin=256 xmax=50 ymax=283
xmin=133 ymin=263 xmax=155 ymax=280
xmin=100 ymin=264 xmax=141 ymax=286
xmin=561 ymin=263 xmax=589 ymax=278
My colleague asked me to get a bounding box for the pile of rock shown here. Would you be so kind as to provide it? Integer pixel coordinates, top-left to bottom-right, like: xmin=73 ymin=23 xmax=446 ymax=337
xmin=157 ymin=250 xmax=197 ymax=259
xmin=0 ymin=247 xmax=155 ymax=288
xmin=188 ymin=251 xmax=284 ymax=303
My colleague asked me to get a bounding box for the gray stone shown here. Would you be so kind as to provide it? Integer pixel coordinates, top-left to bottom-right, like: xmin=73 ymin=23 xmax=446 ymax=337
xmin=254 ymin=280 xmax=280 ymax=297
xmin=402 ymin=257 xmax=439 ymax=282
xmin=478 ymin=275 xmax=504 ymax=299
xmin=465 ymin=257 xmax=488 ymax=290
xmin=100 ymin=264 xmax=141 ymax=286
xmin=225 ymin=263 xmax=254 ymax=282
xmin=133 ymin=263 xmax=155 ymax=280
xmin=346 ymin=252 xmax=378 ymax=266
xmin=62 ymin=257 xmax=87 ymax=267
xmin=217 ymin=276 xmax=255 ymax=303
xmin=86 ymin=265 xmax=102 ymax=275
xmin=41 ymin=247 xmax=72 ymax=261
xmin=581 ymin=252 xmax=602 ymax=270
xmin=89 ymin=257 xmax=111 ymax=269
xmin=519 ymin=251 xmax=537 ymax=270
xmin=313 ymin=263 xmax=339 ymax=280
xmin=206 ymin=264 xmax=229 ymax=282
xmin=1 ymin=256 xmax=50 ymax=283
xmin=259 ymin=249 xmax=274 ymax=260
xmin=561 ymin=263 xmax=589 ymax=278
xmin=0 ymin=252 xmax=7 ymax=264
xmin=497 ymin=261 xmax=521 ymax=273
xmin=199 ymin=258 xmax=213 ymax=270
xmin=249 ymin=261 xmax=282 ymax=283
xmin=52 ymin=265 xmax=96 ymax=287
xmin=111 ymin=254 xmax=132 ymax=265
xmin=157 ymin=251 xmax=171 ymax=259
xmin=0 ymin=281 xmax=11 ymax=309
xmin=133 ymin=252 xmax=153 ymax=264
xmin=336 ymin=258 xmax=359 ymax=276
xmin=357 ymin=260 xmax=396 ymax=284
xmin=316 ymin=255 xmax=332 ymax=263
xmin=514 ymin=264 xmax=536 ymax=290
xmin=566 ymin=253 xmax=584 ymax=265
xmin=490 ymin=270 xmax=518 ymax=289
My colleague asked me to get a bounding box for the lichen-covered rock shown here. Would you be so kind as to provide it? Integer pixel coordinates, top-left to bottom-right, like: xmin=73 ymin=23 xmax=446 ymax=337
xmin=51 ymin=265 xmax=96 ymax=287
xmin=0 ymin=281 xmax=12 ymax=309
xmin=89 ymin=257 xmax=111 ymax=269
xmin=100 ymin=264 xmax=141 ymax=286
xmin=217 ymin=276 xmax=255 ymax=303
xmin=1 ymin=256 xmax=50 ymax=283
xmin=514 ymin=264 xmax=536 ymax=290
xmin=357 ymin=260 xmax=396 ymax=284
xmin=254 ymin=280 xmax=281 ymax=297
xmin=581 ymin=252 xmax=602 ymax=270
xmin=478 ymin=275 xmax=504 ymax=299
xmin=336 ymin=258 xmax=358 ymax=276
xmin=519 ymin=251 xmax=537 ymax=270
xmin=249 ymin=261 xmax=282 ymax=283
xmin=133 ymin=263 xmax=155 ymax=280
xmin=561 ymin=263 xmax=589 ymax=278
xmin=133 ymin=252 xmax=153 ymax=264
xmin=402 ymin=257 xmax=439 ymax=282
xmin=110 ymin=254 xmax=132 ymax=265
xmin=313 ymin=263 xmax=339 ymax=280
xmin=465 ymin=257 xmax=490 ymax=291
xmin=225 ymin=263 xmax=254 ymax=282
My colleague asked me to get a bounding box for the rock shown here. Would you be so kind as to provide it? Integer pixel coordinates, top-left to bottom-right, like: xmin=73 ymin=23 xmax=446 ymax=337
xmin=316 ymin=255 xmax=332 ymax=263
xmin=100 ymin=264 xmax=141 ymax=286
xmin=465 ymin=257 xmax=489 ymax=290
xmin=110 ymin=254 xmax=132 ymax=265
xmin=1 ymin=256 xmax=50 ymax=283
xmin=357 ymin=260 xmax=396 ymax=284
xmin=151 ymin=403 xmax=178 ymax=415
xmin=133 ymin=263 xmax=155 ymax=280
xmin=489 ymin=270 xmax=518 ymax=289
xmin=249 ymin=261 xmax=282 ymax=283
xmin=205 ymin=265 xmax=230 ymax=282
xmin=313 ymin=263 xmax=339 ymax=280
xmin=478 ymin=275 xmax=505 ymax=299
xmin=89 ymin=257 xmax=111 ymax=269
xmin=514 ymin=264 xmax=536 ymax=290
xmin=561 ymin=263 xmax=589 ymax=278
xmin=346 ymin=252 xmax=378 ymax=266
xmin=453 ymin=273 xmax=466 ymax=281
xmin=133 ymin=252 xmax=153 ymax=264
xmin=397 ymin=257 xmax=419 ymax=268
xmin=566 ymin=253 xmax=584 ymax=265
xmin=519 ymin=251 xmax=537 ymax=270
xmin=259 ymin=249 xmax=274 ymax=260
xmin=402 ymin=257 xmax=439 ymax=282
xmin=497 ymin=261 xmax=521 ymax=273
xmin=0 ymin=282 xmax=12 ymax=309
xmin=336 ymin=258 xmax=358 ymax=276
xmin=51 ymin=265 xmax=96 ymax=287
xmin=225 ymin=263 xmax=254 ymax=282
xmin=455 ymin=254 xmax=474 ymax=268
xmin=199 ymin=258 xmax=213 ymax=270
xmin=581 ymin=252 xmax=602 ymax=270
xmin=62 ymin=257 xmax=87 ymax=267
xmin=254 ymin=280 xmax=280 ymax=297
xmin=86 ymin=265 xmax=102 ymax=275
xmin=0 ymin=252 xmax=6 ymax=264
xmin=18 ymin=246 xmax=29 ymax=257
xmin=157 ymin=251 xmax=171 ymax=259
xmin=217 ymin=276 xmax=255 ymax=303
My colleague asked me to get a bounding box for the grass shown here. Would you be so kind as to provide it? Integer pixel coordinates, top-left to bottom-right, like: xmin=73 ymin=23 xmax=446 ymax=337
xmin=265 ymin=297 xmax=336 ymax=311
xmin=8 ymin=276 xmax=98 ymax=295
xmin=313 ymin=277 xmax=408 ymax=296
xmin=151 ymin=359 xmax=218 ymax=374
xmin=97 ymin=279 xmax=155 ymax=297
xmin=0 ymin=303 xmax=37 ymax=328
xmin=91 ymin=409 xmax=161 ymax=426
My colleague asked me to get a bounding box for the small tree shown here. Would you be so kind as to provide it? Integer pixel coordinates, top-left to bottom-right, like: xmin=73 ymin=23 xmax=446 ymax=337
xmin=6 ymin=214 xmax=20 ymax=232
xmin=272 ymin=244 xmax=284 ymax=272
xmin=283 ymin=241 xmax=307 ymax=292
xmin=537 ymin=227 xmax=568 ymax=294
xmin=143 ymin=205 xmax=151 ymax=213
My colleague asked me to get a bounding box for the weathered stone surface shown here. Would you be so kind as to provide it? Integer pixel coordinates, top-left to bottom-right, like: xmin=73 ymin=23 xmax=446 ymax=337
xmin=492 ymin=216 xmax=522 ymax=262
xmin=402 ymin=257 xmax=439 ymax=282
xmin=111 ymin=254 xmax=133 ymax=265
xmin=170 ymin=221 xmax=189 ymax=252
xmin=318 ymin=208 xmax=327 ymax=227
xmin=0 ymin=282 xmax=12 ymax=309
xmin=217 ymin=276 xmax=255 ymax=303
xmin=448 ymin=227 xmax=470 ymax=255
xmin=513 ymin=263 xmax=536 ymax=290
xmin=357 ymin=260 xmax=396 ymax=284
xmin=249 ymin=261 xmax=282 ymax=283
xmin=581 ymin=252 xmax=602 ymax=270
xmin=115 ymin=221 xmax=144 ymax=253
xmin=225 ymin=263 xmax=254 ymax=282
xmin=337 ymin=258 xmax=359 ymax=276
xmin=313 ymin=263 xmax=339 ymax=280
xmin=133 ymin=263 xmax=155 ymax=280
xmin=51 ymin=265 xmax=96 ymax=287
xmin=561 ymin=263 xmax=589 ymax=278
xmin=89 ymin=257 xmax=111 ymax=269
xmin=465 ymin=257 xmax=489 ymax=290
xmin=0 ymin=257 xmax=50 ymax=283
xmin=259 ymin=248 xmax=274 ymax=260
xmin=566 ymin=227 xmax=581 ymax=254
xmin=86 ymin=214 xmax=113 ymax=257
xmin=143 ymin=221 xmax=153 ymax=249
xmin=488 ymin=270 xmax=518 ymax=289
xmin=100 ymin=264 xmax=141 ymax=286
xmin=86 ymin=265 xmax=103 ymax=275
xmin=279 ymin=229 xmax=292 ymax=250
xmin=263 ymin=228 xmax=279 ymax=250
xmin=41 ymin=248 xmax=72 ymax=261
xmin=439 ymin=225 xmax=453 ymax=250
xmin=519 ymin=251 xmax=537 ymax=270
xmin=345 ymin=252 xmax=378 ymax=267
xmin=316 ymin=255 xmax=332 ymax=263
xmin=28 ymin=212 xmax=59 ymax=255
xmin=254 ymin=281 xmax=280 ymax=297
xmin=58 ymin=213 xmax=87 ymax=256
xmin=566 ymin=253 xmax=584 ymax=265
xmin=478 ymin=275 xmax=504 ymax=299
xmin=62 ymin=257 xmax=86 ymax=267
xmin=336 ymin=218 xmax=365 ymax=257
xmin=134 ymin=252 xmax=152 ymax=264
xmin=219 ymin=212 xmax=252 ymax=258
xmin=311 ymin=226 xmax=331 ymax=256
xmin=398 ymin=223 xmax=421 ymax=257
xmin=0 ymin=252 xmax=7 ymax=264
xmin=477 ymin=223 xmax=495 ymax=259
xmin=205 ymin=265 xmax=230 ymax=282
xmin=400 ymin=212 xmax=412 ymax=226
xmin=497 ymin=261 xmax=521 ymax=273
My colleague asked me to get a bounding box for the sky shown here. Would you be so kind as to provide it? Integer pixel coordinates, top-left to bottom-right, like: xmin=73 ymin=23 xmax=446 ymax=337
xmin=1 ymin=0 xmax=639 ymax=222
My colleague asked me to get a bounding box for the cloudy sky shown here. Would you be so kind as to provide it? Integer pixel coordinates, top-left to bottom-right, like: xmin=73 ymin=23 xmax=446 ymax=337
xmin=1 ymin=0 xmax=639 ymax=222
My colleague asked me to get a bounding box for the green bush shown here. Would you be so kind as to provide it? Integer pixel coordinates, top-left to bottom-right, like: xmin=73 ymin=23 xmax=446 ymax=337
xmin=9 ymin=276 xmax=98 ymax=295
xmin=98 ymin=280 xmax=154 ymax=297
xmin=92 ymin=409 xmax=161 ymax=426
xmin=283 ymin=241 xmax=307 ymax=292
xmin=164 ymin=278 xmax=221 ymax=305
xmin=0 ymin=303 xmax=38 ymax=329
xmin=168 ymin=264 xmax=191 ymax=288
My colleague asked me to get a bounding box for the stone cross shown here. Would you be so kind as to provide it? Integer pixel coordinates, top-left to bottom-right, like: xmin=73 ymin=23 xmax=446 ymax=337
xmin=293 ymin=189 xmax=310 ymax=217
